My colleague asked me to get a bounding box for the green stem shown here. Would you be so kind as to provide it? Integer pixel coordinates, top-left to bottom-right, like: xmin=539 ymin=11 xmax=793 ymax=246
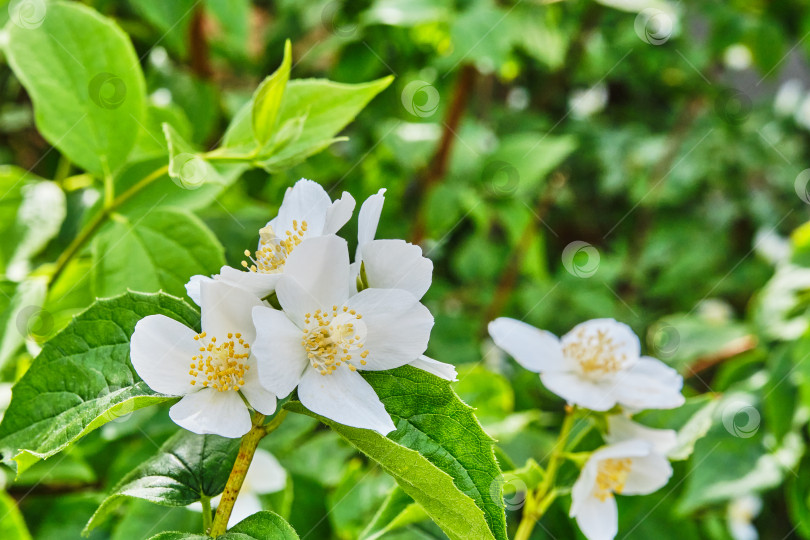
xmin=200 ymin=495 xmax=212 ymax=534
xmin=49 ymin=164 xmax=169 ymax=285
xmin=514 ymin=406 xmax=576 ymax=540
xmin=210 ymin=410 xmax=288 ymax=535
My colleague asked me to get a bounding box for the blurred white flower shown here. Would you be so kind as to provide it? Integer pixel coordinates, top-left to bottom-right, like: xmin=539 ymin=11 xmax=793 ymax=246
xmin=187 ymin=179 xmax=355 ymax=303
xmin=569 ymin=84 xmax=608 ymax=119
xmin=754 ymin=227 xmax=790 ymax=266
xmin=190 ymin=448 xmax=286 ymax=528
xmin=695 ymin=298 xmax=735 ymax=324
xmin=354 ymin=190 xmax=455 ymax=381
xmin=795 ymin=94 xmax=810 ymax=130
xmin=570 ymin=440 xmax=672 ymax=540
xmin=150 ymin=88 xmax=172 ymax=107
xmin=774 ymin=79 xmax=803 ymax=117
xmin=252 ymin=235 xmax=434 ymax=435
xmin=488 ymin=318 xmax=684 ymax=411
xmin=131 ymin=281 xmax=277 ymax=438
xmin=723 ymin=44 xmax=752 ymax=71
xmin=727 ymin=495 xmax=761 ymax=540
xmin=605 ymin=414 xmax=677 ymax=457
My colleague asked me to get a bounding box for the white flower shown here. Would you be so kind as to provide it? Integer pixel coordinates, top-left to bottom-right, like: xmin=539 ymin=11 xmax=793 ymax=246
xmin=186 ymin=179 xmax=355 ymax=303
xmin=606 ymin=414 xmax=677 ymax=457
xmin=252 ymin=235 xmax=434 ymax=435
xmin=488 ymin=318 xmax=684 ymax=411
xmin=727 ymin=495 xmax=761 ymax=540
xmin=189 ymin=448 xmax=286 ymax=528
xmin=570 ymin=440 xmax=672 ymax=540
xmin=353 ymin=190 xmax=455 ymax=381
xmin=130 ymin=281 xmax=277 ymax=438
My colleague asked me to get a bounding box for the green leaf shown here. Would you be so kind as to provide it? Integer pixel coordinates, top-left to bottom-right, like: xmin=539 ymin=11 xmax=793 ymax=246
xmin=3 ymin=1 xmax=146 ymax=176
xmin=360 ymin=486 xmax=428 ymax=540
xmin=148 ymin=511 xmax=299 ymax=539
xmin=252 ymin=40 xmax=292 ymax=146
xmin=0 ymin=276 xmax=47 ymax=370
xmin=0 ymin=292 xmax=199 ymax=474
xmin=285 ymin=365 xmax=507 ymax=540
xmin=0 ymin=491 xmax=32 ymax=540
xmin=84 ymin=431 xmax=239 ymax=533
xmin=91 ymin=208 xmax=225 ymax=298
xmin=0 ymin=167 xmax=66 ymax=280
xmin=637 ymin=395 xmax=721 ymax=461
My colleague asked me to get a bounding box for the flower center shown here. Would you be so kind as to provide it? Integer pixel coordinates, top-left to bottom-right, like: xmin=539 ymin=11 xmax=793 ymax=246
xmin=563 ymin=328 xmax=628 ymax=375
xmin=301 ymin=306 xmax=369 ymax=375
xmin=241 ymin=220 xmax=308 ymax=273
xmin=593 ymin=458 xmax=632 ymax=501
xmin=188 ymin=331 xmax=250 ymax=392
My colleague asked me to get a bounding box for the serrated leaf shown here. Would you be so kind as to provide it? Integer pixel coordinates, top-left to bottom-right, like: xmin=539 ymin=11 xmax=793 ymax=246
xmin=252 ymin=40 xmax=292 ymax=145
xmin=85 ymin=431 xmax=239 ymax=534
xmin=0 ymin=292 xmax=199 ymax=473
xmin=4 ymin=1 xmax=146 ymax=176
xmin=285 ymin=365 xmax=507 ymax=540
xmin=148 ymin=510 xmax=299 ymax=539
xmin=91 ymin=208 xmax=225 ymax=298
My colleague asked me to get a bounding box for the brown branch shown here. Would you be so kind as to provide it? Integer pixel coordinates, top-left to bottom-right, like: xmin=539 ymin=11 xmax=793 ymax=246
xmin=479 ymin=172 xmax=568 ymax=337
xmin=189 ymin=6 xmax=212 ymax=79
xmin=687 ymin=335 xmax=758 ymax=377
xmin=410 ymin=65 xmax=478 ymax=244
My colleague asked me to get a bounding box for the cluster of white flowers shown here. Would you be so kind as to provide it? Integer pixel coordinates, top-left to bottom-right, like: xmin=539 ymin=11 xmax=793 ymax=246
xmin=489 ymin=317 xmax=685 ymax=540
xmin=131 ymin=179 xmax=456 ymax=438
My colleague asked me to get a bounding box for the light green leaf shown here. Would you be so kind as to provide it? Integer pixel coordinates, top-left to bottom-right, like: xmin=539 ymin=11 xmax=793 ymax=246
xmin=85 ymin=431 xmax=239 ymax=534
xmin=252 ymin=40 xmax=292 ymax=145
xmin=360 ymin=486 xmax=428 ymax=540
xmin=3 ymin=1 xmax=146 ymax=176
xmin=285 ymin=365 xmax=507 ymax=540
xmin=0 ymin=292 xmax=199 ymax=474
xmin=148 ymin=511 xmax=299 ymax=539
xmin=0 ymin=166 xmax=66 ymax=280
xmin=91 ymin=208 xmax=225 ymax=298
xmin=0 ymin=491 xmax=32 ymax=540
xmin=0 ymin=276 xmax=47 ymax=370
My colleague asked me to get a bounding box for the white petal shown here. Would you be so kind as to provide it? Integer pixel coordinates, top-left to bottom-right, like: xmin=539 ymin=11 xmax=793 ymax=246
xmin=361 ymin=239 xmax=433 ymax=300
xmin=540 ymin=371 xmax=618 ymax=411
xmin=570 ymin=459 xmax=599 ymax=517
xmin=488 ymin=318 xmax=567 ymax=373
xmin=344 ymin=288 xmax=433 ymax=371
xmin=228 ymin=492 xmax=263 ymax=529
xmin=562 ymin=318 xmax=641 ymax=372
xmin=614 ymin=357 xmax=685 ymax=410
xmin=130 ymin=315 xmax=199 ymax=396
xmin=621 ymin=453 xmax=672 ymax=495
xmin=200 ymin=281 xmax=265 ymax=344
xmin=252 ymin=306 xmax=308 ymax=398
xmin=185 ymin=275 xmax=214 ymax=306
xmin=409 ymin=355 xmax=457 ymax=381
xmin=276 ymin=235 xmax=351 ymax=323
xmin=298 ymin=365 xmax=396 ymax=435
xmin=240 ymin=361 xmax=277 ymax=415
xmin=729 ymin=521 xmax=758 ymax=540
xmin=169 ymin=388 xmax=252 ymax=438
xmin=591 ymin=439 xmax=653 ymax=461
xmin=357 ymin=188 xmax=386 ymax=252
xmin=219 ymin=266 xmax=281 ymax=299
xmin=606 ymin=415 xmax=677 ymax=456
xmin=572 ymin=493 xmax=618 ymax=540
xmin=246 ymin=449 xmax=287 ymax=494
xmin=272 ymin=179 xmax=331 ymax=236
xmin=323 ymin=191 xmax=356 ymax=235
